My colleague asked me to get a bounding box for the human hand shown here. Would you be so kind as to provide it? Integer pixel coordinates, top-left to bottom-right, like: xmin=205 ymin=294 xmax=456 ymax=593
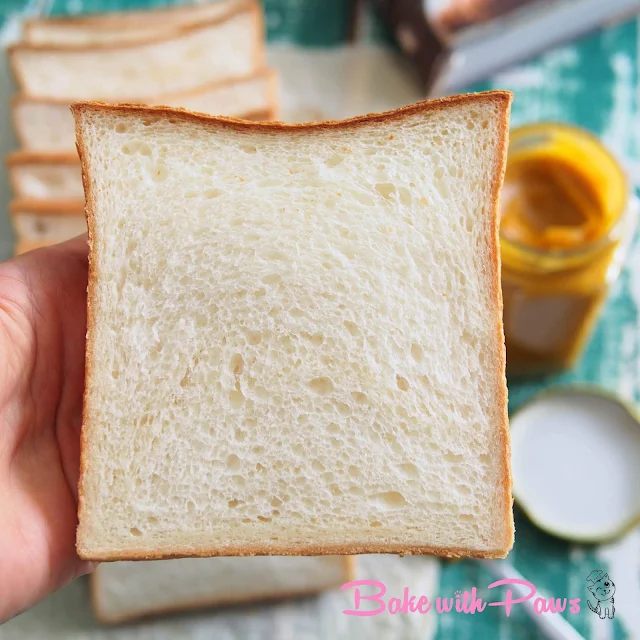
xmin=0 ymin=236 xmax=93 ymax=622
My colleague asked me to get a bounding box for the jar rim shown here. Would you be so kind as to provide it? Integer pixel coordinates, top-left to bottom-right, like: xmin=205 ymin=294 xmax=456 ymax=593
xmin=499 ymin=122 xmax=630 ymax=261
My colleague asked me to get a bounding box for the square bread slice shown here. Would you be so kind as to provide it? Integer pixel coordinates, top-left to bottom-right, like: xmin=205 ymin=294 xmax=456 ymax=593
xmin=73 ymin=94 xmax=514 ymax=561
xmin=23 ymin=0 xmax=251 ymax=46
xmin=12 ymin=70 xmax=278 ymax=153
xmin=9 ymin=3 xmax=262 ymax=101
xmin=91 ymin=556 xmax=354 ymax=624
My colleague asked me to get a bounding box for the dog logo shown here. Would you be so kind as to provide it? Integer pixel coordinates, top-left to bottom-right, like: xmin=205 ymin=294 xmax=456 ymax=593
xmin=586 ymin=570 xmax=615 ymax=619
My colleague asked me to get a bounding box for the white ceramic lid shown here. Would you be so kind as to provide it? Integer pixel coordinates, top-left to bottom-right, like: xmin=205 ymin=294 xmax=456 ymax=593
xmin=511 ymin=388 xmax=640 ymax=542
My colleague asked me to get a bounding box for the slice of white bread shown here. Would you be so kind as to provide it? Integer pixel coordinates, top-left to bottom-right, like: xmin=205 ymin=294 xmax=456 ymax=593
xmin=10 ymin=199 xmax=85 ymax=246
xmin=91 ymin=556 xmax=354 ymax=624
xmin=7 ymin=152 xmax=83 ymax=200
xmin=13 ymin=70 xmax=278 ymax=153
xmin=73 ymin=94 xmax=514 ymax=561
xmin=9 ymin=4 xmax=263 ymax=100
xmin=23 ymin=0 xmax=249 ymax=46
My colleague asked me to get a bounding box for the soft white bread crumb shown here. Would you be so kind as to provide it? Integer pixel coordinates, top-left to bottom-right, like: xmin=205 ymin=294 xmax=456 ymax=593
xmin=92 ymin=556 xmax=353 ymax=623
xmin=10 ymin=7 xmax=262 ymax=100
xmin=23 ymin=0 xmax=250 ymax=46
xmin=13 ymin=71 xmax=277 ymax=153
xmin=7 ymin=152 xmax=83 ymax=200
xmin=74 ymin=95 xmax=513 ymax=561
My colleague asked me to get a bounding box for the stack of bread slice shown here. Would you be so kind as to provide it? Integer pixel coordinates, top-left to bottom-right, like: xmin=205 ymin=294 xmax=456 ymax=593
xmin=7 ymin=0 xmax=278 ymax=256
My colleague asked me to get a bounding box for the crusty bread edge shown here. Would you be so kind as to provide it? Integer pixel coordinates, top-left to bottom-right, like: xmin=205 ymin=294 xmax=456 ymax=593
xmin=89 ymin=555 xmax=356 ymax=624
xmin=73 ymin=92 xmax=514 ymax=562
xmin=23 ymin=0 xmax=248 ymax=34
xmin=487 ymin=95 xmax=515 ymax=556
xmin=81 ymin=542 xmax=510 ymax=562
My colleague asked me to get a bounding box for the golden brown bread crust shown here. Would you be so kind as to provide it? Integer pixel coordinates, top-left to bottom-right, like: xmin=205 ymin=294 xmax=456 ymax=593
xmin=487 ymin=95 xmax=515 ymax=555
xmin=82 ymin=542 xmax=510 ymax=562
xmin=9 ymin=198 xmax=85 ymax=215
xmin=72 ymin=91 xmax=511 ymax=135
xmin=90 ymin=556 xmax=356 ymax=624
xmin=73 ymin=92 xmax=514 ymax=561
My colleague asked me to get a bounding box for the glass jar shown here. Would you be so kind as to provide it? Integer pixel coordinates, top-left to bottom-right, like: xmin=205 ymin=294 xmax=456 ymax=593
xmin=500 ymin=123 xmax=637 ymax=377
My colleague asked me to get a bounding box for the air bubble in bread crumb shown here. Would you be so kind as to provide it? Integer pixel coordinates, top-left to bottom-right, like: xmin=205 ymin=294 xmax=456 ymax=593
xmin=369 ymin=491 xmax=408 ymax=509
xmin=343 ymin=320 xmax=358 ymax=336
xmin=351 ymin=391 xmax=368 ymax=404
xmin=336 ymin=402 xmax=350 ymax=416
xmin=230 ymin=354 xmax=244 ymax=375
xmin=396 ymin=375 xmax=410 ymax=391
xmin=375 ymin=182 xmax=396 ymax=199
xmin=397 ymin=462 xmax=420 ymax=479
xmin=129 ymin=527 xmax=142 ymax=536
xmin=229 ymin=389 xmax=245 ymax=408
xmin=245 ymin=330 xmax=262 ymax=345
xmin=151 ymin=165 xmax=169 ymax=182
xmin=307 ymin=376 xmax=333 ymax=395
xmin=398 ymin=187 xmax=412 ymax=206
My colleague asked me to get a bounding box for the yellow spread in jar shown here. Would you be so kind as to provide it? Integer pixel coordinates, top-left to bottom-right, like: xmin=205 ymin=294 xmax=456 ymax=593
xmin=499 ymin=124 xmax=630 ymax=376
